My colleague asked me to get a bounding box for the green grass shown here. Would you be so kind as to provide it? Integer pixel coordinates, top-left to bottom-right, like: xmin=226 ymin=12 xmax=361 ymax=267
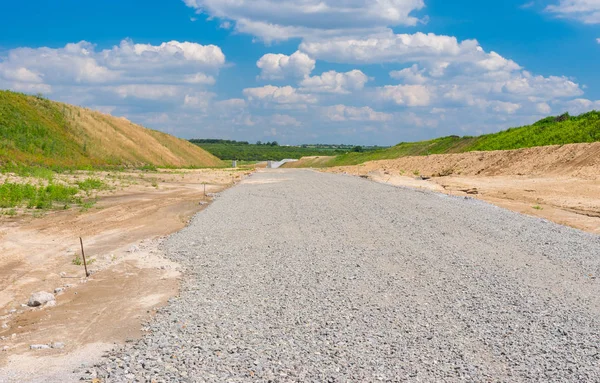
xmin=0 ymin=164 xmax=58 ymax=181
xmin=79 ymin=199 xmax=97 ymax=212
xmin=0 ymin=91 xmax=95 ymax=168
xmin=76 ymin=178 xmax=107 ymax=191
xmin=0 ymin=182 xmax=80 ymax=209
xmin=0 ymin=175 xmax=107 ymax=213
xmin=139 ymin=164 xmax=158 ymax=172
xmin=319 ymin=111 xmax=600 ymax=167
xmin=2 ymin=208 xmax=17 ymax=216
xmin=72 ymin=254 xmax=83 ymax=265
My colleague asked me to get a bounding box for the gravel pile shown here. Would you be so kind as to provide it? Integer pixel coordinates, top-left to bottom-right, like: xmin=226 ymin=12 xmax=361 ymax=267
xmin=89 ymin=169 xmax=600 ymax=382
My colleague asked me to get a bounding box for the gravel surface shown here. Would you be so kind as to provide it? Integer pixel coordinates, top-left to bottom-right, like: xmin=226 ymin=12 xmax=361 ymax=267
xmin=90 ymin=169 xmax=600 ymax=382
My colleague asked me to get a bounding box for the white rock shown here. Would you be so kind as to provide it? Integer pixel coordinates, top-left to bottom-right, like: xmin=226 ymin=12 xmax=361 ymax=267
xmin=51 ymin=342 xmax=65 ymax=349
xmin=30 ymin=344 xmax=51 ymax=350
xmin=54 ymin=288 xmax=64 ymax=294
xmin=27 ymin=292 xmax=56 ymax=307
xmin=127 ymin=245 xmax=140 ymax=253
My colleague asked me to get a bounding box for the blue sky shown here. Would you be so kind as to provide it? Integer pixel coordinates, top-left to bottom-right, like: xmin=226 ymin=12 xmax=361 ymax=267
xmin=1 ymin=0 xmax=599 ymax=145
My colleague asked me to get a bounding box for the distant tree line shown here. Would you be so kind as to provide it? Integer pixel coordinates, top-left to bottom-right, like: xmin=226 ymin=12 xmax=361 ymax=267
xmin=188 ymin=138 xmax=389 ymax=161
xmin=189 ymin=139 xmax=250 ymax=145
xmin=189 ymin=139 xmax=280 ymax=146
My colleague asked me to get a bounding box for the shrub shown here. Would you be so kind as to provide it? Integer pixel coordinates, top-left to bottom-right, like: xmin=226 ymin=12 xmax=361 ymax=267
xmin=76 ymin=178 xmax=106 ymax=191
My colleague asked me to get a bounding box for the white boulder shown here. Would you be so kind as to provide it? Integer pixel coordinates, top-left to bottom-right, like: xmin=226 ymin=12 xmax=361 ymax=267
xmin=27 ymin=292 xmax=55 ymax=307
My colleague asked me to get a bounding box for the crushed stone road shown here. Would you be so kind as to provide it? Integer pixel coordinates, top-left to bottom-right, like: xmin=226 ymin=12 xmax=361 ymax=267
xmin=93 ymin=169 xmax=600 ymax=382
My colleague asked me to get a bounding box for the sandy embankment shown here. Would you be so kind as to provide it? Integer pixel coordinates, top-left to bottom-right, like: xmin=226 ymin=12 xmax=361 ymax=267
xmin=321 ymin=142 xmax=600 ymax=235
xmin=0 ymin=168 xmax=249 ymax=382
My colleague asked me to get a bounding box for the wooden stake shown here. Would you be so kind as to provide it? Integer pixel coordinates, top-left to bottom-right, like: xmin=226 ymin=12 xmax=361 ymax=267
xmin=79 ymin=237 xmax=90 ymax=277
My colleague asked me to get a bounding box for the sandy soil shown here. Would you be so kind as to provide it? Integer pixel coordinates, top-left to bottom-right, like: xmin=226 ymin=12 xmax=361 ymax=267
xmin=322 ymin=143 xmax=600 ymax=235
xmin=0 ymin=168 xmax=250 ymax=382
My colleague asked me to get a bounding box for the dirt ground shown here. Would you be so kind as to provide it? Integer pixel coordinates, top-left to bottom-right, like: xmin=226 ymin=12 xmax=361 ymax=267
xmin=323 ymin=143 xmax=600 ymax=235
xmin=0 ymin=168 xmax=249 ymax=382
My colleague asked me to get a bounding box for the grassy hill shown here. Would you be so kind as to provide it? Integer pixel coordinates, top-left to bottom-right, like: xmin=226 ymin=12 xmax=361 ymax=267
xmin=0 ymin=90 xmax=222 ymax=170
xmin=312 ymin=111 xmax=600 ymax=167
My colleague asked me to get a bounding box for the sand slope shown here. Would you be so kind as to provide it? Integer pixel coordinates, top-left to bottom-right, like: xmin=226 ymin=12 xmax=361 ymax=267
xmin=0 ymin=91 xmax=222 ymax=168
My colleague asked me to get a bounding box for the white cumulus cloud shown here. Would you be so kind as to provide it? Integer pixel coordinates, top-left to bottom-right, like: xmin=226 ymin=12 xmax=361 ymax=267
xmin=564 ymin=98 xmax=600 ymax=114
xmin=183 ymin=91 xmax=217 ymax=109
xmin=378 ymin=84 xmax=433 ymax=107
xmin=0 ymin=40 xmax=226 ymax=96
xmin=182 ymin=0 xmax=426 ymax=42
xmin=390 ymin=64 xmax=428 ymax=84
xmin=546 ymin=0 xmax=600 ymax=24
xmin=257 ymin=51 xmax=315 ymax=80
xmin=536 ymin=102 xmax=552 ymax=114
xmin=243 ymin=85 xmax=317 ymax=105
xmin=300 ymin=70 xmax=369 ymax=94
xmin=299 ymin=32 xmax=480 ymax=65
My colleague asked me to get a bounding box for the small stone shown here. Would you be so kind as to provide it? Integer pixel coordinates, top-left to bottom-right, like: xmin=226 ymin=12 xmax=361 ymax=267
xmin=8 ymin=309 xmax=17 ymax=314
xmin=54 ymin=288 xmax=64 ymax=294
xmin=128 ymin=245 xmax=140 ymax=253
xmin=28 ymin=291 xmax=56 ymax=307
xmin=51 ymin=342 xmax=65 ymax=349
xmin=30 ymin=344 xmax=51 ymax=350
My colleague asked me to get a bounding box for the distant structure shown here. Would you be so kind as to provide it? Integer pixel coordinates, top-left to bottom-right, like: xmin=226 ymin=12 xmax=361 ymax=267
xmin=232 ymin=160 xmax=237 ymax=168
xmin=267 ymin=159 xmax=298 ymax=169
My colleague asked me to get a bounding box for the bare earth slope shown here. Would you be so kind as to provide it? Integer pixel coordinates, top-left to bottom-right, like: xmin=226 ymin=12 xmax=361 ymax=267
xmin=65 ymin=111 xmax=222 ymax=168
xmin=91 ymin=170 xmax=600 ymax=382
xmin=0 ymin=91 xmax=221 ymax=168
xmin=325 ymin=142 xmax=600 ymax=179
xmin=289 ymin=142 xmax=599 ymax=178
